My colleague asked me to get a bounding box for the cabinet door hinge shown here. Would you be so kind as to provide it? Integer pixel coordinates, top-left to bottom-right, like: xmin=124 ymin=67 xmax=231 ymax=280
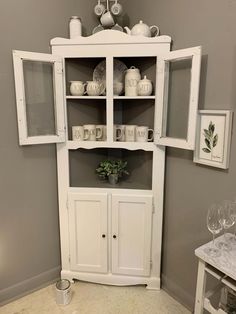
xmin=68 ymin=255 xmax=71 ymax=263
xmin=150 ymin=260 xmax=153 ymax=270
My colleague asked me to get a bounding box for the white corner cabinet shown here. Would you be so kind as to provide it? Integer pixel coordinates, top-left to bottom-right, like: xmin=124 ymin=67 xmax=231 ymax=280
xmin=12 ymin=30 xmax=201 ymax=289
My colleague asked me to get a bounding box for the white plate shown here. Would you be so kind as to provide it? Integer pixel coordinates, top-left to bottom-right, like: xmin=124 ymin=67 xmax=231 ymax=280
xmin=93 ymin=59 xmax=127 ymax=95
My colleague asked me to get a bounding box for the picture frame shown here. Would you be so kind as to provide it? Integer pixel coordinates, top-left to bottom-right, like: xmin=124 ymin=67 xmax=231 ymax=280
xmin=194 ymin=110 xmax=233 ymax=169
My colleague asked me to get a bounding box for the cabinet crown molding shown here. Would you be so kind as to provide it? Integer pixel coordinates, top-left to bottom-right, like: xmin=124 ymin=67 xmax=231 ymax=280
xmin=51 ymin=30 xmax=172 ymax=46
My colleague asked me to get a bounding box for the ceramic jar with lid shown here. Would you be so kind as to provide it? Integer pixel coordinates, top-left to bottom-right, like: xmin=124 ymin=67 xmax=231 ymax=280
xmin=137 ymin=75 xmax=153 ymax=96
xmin=69 ymin=16 xmax=82 ymax=38
xmin=125 ymin=66 xmax=141 ymax=96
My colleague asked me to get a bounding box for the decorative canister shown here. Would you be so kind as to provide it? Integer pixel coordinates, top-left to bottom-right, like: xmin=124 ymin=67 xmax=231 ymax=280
xmin=55 ymin=279 xmax=72 ymax=305
xmin=69 ymin=16 xmax=82 ymax=38
xmin=125 ymin=66 xmax=141 ymax=96
xmin=137 ymin=75 xmax=153 ymax=96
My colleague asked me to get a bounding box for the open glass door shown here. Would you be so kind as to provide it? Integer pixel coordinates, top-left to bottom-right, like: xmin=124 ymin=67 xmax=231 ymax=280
xmin=155 ymin=46 xmax=201 ymax=150
xmin=13 ymin=50 xmax=65 ymax=145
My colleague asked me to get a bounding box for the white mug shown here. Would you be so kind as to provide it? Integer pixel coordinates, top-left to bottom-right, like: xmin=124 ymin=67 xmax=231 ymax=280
xmin=96 ymin=125 xmax=107 ymax=141
xmin=125 ymin=125 xmax=137 ymax=142
xmin=111 ymin=0 xmax=123 ymax=16
xmin=116 ymin=125 xmax=126 ymax=142
xmin=84 ymin=124 xmax=102 ymax=141
xmin=94 ymin=0 xmax=105 ymax=16
xmin=86 ymin=81 xmax=103 ymax=96
xmin=70 ymin=81 xmax=86 ymax=96
xmin=72 ymin=126 xmax=84 ymax=141
xmin=100 ymin=9 xmax=115 ymax=28
xmin=136 ymin=126 xmax=154 ymax=142
xmin=113 ymin=125 xmax=123 ymax=141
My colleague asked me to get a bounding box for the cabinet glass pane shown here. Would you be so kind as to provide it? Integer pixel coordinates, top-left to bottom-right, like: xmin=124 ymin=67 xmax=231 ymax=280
xmin=23 ymin=60 xmax=56 ymax=137
xmin=164 ymin=59 xmax=192 ymax=140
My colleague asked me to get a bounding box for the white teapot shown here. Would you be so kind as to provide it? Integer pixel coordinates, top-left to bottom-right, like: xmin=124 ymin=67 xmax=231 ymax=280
xmin=124 ymin=20 xmax=159 ymax=37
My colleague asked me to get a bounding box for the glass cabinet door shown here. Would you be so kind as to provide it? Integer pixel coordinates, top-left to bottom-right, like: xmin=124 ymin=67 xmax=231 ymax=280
xmin=155 ymin=46 xmax=201 ymax=150
xmin=13 ymin=50 xmax=65 ymax=145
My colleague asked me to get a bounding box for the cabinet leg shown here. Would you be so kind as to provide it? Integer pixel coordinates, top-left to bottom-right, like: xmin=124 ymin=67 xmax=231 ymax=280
xmin=194 ymin=260 xmax=206 ymax=314
xmin=146 ymin=277 xmax=161 ymax=290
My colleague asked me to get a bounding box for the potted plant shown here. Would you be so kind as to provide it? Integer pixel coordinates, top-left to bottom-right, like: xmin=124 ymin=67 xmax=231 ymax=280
xmin=96 ymin=159 xmax=129 ymax=185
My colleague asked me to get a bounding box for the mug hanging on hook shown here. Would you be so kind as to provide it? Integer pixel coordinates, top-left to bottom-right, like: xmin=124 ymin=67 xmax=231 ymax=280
xmin=94 ymin=0 xmax=105 ymax=16
xmin=111 ymin=0 xmax=123 ymax=16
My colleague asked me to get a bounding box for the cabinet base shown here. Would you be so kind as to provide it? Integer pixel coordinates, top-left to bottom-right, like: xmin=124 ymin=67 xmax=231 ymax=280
xmin=61 ymin=270 xmax=160 ymax=290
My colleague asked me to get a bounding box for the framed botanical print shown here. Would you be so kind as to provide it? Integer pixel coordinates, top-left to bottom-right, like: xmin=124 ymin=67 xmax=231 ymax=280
xmin=194 ymin=110 xmax=233 ymax=169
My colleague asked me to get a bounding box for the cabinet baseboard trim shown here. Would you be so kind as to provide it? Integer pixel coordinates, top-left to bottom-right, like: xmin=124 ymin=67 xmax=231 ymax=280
xmin=61 ymin=269 xmax=160 ymax=289
xmin=0 ymin=266 xmax=61 ymax=306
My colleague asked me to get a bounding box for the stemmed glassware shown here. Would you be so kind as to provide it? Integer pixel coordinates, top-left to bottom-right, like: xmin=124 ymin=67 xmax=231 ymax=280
xmin=217 ymin=200 xmax=235 ymax=250
xmin=227 ymin=200 xmax=236 ymax=244
xmin=205 ymin=204 xmax=222 ymax=257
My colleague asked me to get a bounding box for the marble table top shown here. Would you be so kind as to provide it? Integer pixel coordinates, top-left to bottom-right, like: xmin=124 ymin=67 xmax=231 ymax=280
xmin=195 ymin=234 xmax=236 ymax=281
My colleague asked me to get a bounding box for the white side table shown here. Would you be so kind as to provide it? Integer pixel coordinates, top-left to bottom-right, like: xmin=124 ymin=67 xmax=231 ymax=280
xmin=194 ymin=234 xmax=236 ymax=314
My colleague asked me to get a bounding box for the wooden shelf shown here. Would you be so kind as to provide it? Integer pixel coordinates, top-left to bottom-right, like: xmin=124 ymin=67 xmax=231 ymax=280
xmin=114 ymin=96 xmax=155 ymax=100
xmin=66 ymin=96 xmax=106 ymax=100
xmin=67 ymin=140 xmax=154 ymax=151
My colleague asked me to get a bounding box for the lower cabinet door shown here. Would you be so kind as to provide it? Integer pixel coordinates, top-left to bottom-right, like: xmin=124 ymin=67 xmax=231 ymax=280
xmin=68 ymin=193 xmax=108 ymax=273
xmin=111 ymin=194 xmax=153 ymax=277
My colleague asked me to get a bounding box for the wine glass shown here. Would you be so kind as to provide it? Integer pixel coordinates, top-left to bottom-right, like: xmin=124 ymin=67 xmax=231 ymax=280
xmin=205 ymin=204 xmax=222 ymax=257
xmin=217 ymin=200 xmax=235 ymax=250
xmin=227 ymin=200 xmax=236 ymax=244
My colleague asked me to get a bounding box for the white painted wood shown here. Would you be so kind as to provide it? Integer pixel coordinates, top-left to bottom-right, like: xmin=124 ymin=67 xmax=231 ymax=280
xmin=66 ymin=96 xmax=107 ymax=99
xmin=51 ymin=31 xmax=171 ymax=46
xmin=111 ymin=194 xmax=153 ymax=276
xmin=12 ymin=50 xmax=65 ymax=145
xmin=113 ymin=96 xmax=155 ymax=100
xmin=67 ymin=140 xmax=155 ymax=151
xmin=61 ymin=269 xmax=159 ymax=287
xmin=68 ymin=193 xmax=108 ymax=273
xmin=50 ymin=32 xmax=200 ymax=288
xmin=155 ymin=46 xmax=202 ymax=150
xmin=194 ymin=259 xmax=207 ymax=314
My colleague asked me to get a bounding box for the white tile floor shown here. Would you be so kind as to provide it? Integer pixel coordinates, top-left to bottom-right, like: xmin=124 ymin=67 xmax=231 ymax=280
xmin=0 ymin=281 xmax=190 ymax=314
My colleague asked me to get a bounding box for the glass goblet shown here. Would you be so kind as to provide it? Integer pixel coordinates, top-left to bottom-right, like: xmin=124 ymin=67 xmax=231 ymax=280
xmin=227 ymin=200 xmax=236 ymax=244
xmin=204 ymin=204 xmax=222 ymax=257
xmin=218 ymin=200 xmax=235 ymax=250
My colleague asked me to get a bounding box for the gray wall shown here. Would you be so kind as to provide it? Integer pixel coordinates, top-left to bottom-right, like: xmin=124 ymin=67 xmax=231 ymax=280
xmin=124 ymin=0 xmax=236 ymax=310
xmin=0 ymin=0 xmax=96 ymax=304
xmin=1 ymin=0 xmax=236 ymax=310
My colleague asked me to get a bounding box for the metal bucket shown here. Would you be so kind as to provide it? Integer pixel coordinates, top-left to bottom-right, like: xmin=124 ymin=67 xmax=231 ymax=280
xmin=55 ymin=279 xmax=72 ymax=305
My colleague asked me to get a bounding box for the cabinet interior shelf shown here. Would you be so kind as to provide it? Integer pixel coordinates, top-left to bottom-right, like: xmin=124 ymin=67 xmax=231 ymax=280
xmin=66 ymin=96 xmax=107 ymax=100
xmin=114 ymin=96 xmax=156 ymax=100
xmin=67 ymin=140 xmax=154 ymax=151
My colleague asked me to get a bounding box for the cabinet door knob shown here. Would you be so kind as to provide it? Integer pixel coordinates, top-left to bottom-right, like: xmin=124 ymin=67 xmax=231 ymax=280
xmin=113 ymin=235 xmax=117 ymax=239
xmin=102 ymin=234 xmax=106 ymax=238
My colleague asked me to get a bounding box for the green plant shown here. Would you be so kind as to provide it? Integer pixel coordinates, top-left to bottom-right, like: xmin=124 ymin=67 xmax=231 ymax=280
xmin=202 ymin=121 xmax=218 ymax=154
xmin=96 ymin=159 xmax=129 ymax=180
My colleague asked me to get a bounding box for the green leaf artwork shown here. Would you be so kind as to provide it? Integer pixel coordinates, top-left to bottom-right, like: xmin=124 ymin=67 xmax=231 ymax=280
xmin=202 ymin=121 xmax=218 ymax=155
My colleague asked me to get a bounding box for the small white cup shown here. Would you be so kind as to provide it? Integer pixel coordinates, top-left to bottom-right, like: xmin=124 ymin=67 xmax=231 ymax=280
xmin=72 ymin=126 xmax=84 ymax=141
xmin=100 ymin=10 xmax=115 ymax=28
xmin=94 ymin=0 xmax=105 ymax=16
xmin=84 ymin=124 xmax=102 ymax=141
xmin=86 ymin=81 xmax=103 ymax=96
xmin=70 ymin=81 xmax=86 ymax=96
xmin=113 ymin=125 xmax=123 ymax=141
xmin=96 ymin=125 xmax=107 ymax=141
xmin=136 ymin=126 xmax=154 ymax=142
xmin=125 ymin=125 xmax=137 ymax=142
xmin=116 ymin=125 xmax=126 ymax=141
xmin=111 ymin=0 xmax=123 ymax=16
